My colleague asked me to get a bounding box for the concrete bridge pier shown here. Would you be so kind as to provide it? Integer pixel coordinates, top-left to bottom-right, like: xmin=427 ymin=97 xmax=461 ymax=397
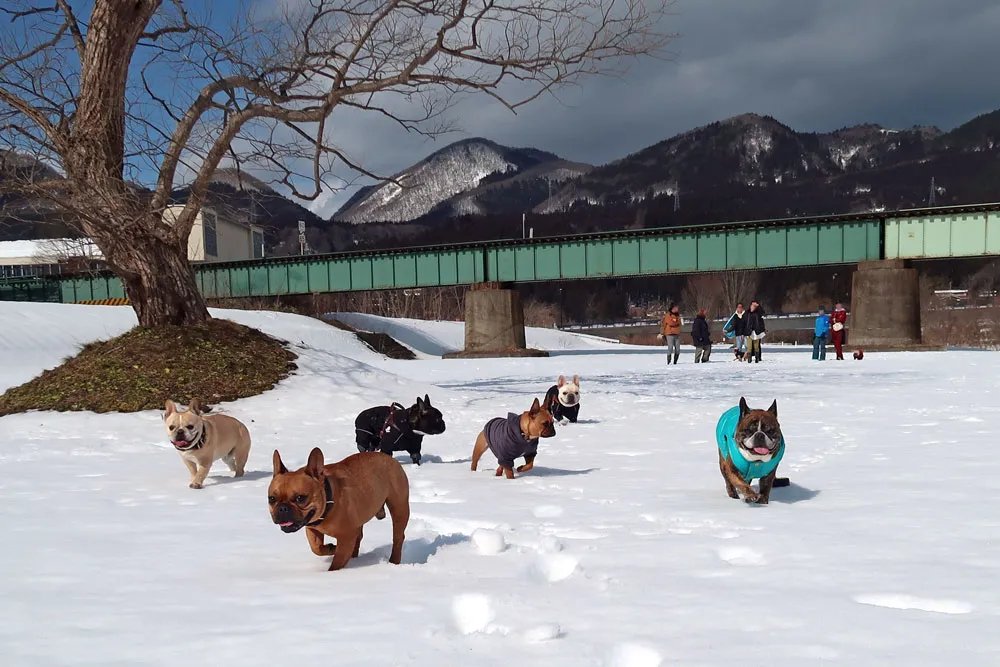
xmin=443 ymin=283 xmax=548 ymax=359
xmin=849 ymin=259 xmax=922 ymax=350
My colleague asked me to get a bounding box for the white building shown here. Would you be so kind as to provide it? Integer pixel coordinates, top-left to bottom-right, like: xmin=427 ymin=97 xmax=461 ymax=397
xmin=167 ymin=205 xmax=265 ymax=263
xmin=0 ymin=238 xmax=103 ymax=278
xmin=0 ymin=206 xmax=265 ymax=278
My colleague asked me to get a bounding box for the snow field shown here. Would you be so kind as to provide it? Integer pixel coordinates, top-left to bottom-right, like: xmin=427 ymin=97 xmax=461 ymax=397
xmin=0 ymin=302 xmax=998 ymax=666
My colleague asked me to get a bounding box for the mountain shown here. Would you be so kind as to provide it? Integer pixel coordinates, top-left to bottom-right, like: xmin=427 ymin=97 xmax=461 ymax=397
xmin=543 ymin=113 xmax=946 ymax=212
xmin=333 ymin=138 xmax=591 ymax=224
xmin=5 ymin=107 xmax=1000 ymax=253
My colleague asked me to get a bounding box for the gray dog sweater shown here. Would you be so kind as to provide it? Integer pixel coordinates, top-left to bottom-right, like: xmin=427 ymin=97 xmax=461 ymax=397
xmin=484 ymin=413 xmax=538 ymax=468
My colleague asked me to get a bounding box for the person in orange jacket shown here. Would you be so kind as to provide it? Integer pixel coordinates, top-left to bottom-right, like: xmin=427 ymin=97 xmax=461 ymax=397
xmin=658 ymin=303 xmax=683 ymax=365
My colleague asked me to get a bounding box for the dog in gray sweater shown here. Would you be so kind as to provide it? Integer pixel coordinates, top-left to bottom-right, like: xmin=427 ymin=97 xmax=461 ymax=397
xmin=471 ymin=397 xmax=556 ymax=479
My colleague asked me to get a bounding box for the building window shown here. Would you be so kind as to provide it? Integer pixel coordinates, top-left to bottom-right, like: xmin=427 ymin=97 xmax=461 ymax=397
xmin=252 ymin=230 xmax=264 ymax=259
xmin=203 ymin=211 xmax=218 ymax=257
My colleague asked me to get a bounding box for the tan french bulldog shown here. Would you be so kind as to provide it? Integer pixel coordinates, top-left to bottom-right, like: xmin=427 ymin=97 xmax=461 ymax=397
xmin=268 ymin=448 xmax=410 ymax=571
xmin=163 ymin=399 xmax=251 ymax=489
xmin=470 ymin=397 xmax=556 ymax=479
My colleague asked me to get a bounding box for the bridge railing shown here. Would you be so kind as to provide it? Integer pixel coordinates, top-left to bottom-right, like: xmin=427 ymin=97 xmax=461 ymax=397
xmin=5 ymin=201 xmax=1000 ymax=304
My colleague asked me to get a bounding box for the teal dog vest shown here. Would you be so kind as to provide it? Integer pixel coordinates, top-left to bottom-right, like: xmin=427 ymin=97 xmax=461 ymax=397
xmin=716 ymin=406 xmax=785 ymax=482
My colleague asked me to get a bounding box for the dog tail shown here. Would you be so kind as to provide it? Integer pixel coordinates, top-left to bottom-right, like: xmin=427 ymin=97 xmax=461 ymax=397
xmin=773 ymin=477 xmax=790 ymax=487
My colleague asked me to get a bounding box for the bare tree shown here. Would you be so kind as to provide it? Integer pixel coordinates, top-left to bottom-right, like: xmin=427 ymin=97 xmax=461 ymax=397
xmin=0 ymin=0 xmax=675 ymax=326
xmin=32 ymin=237 xmax=103 ymax=264
xmin=680 ymin=273 xmax=723 ymax=317
xmin=719 ymin=270 xmax=761 ymax=312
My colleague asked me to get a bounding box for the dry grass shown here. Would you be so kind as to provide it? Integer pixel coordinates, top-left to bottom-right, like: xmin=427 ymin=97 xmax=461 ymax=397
xmin=0 ymin=319 xmax=297 ymax=415
xmin=324 ymin=318 xmax=416 ymax=360
xmin=923 ymin=308 xmax=1000 ymax=349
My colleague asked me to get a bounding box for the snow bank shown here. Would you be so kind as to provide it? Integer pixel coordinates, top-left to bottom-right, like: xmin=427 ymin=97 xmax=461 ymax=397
xmin=327 ymin=311 xmax=631 ymax=357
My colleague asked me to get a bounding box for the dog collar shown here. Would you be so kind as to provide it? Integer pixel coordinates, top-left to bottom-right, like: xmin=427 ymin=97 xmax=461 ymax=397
xmin=305 ymin=477 xmax=335 ymax=527
xmin=172 ymin=430 xmax=204 ymax=452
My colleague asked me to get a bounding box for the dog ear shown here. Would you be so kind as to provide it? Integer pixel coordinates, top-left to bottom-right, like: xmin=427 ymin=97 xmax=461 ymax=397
xmin=272 ymin=450 xmax=288 ymax=477
xmin=767 ymin=400 xmax=778 ymax=418
xmin=530 ymin=397 xmax=541 ymax=415
xmin=739 ymin=396 xmax=750 ymax=418
xmin=306 ymin=447 xmax=325 ymax=479
xmin=164 ymin=399 xmax=176 ymax=419
xmin=572 ymin=375 xmax=580 ymax=385
xmin=188 ymin=398 xmax=202 ymax=415
xmin=424 ymin=393 xmax=431 ymax=406
xmin=415 ymin=396 xmax=424 ymax=410
xmin=557 ymin=375 xmax=565 ymax=387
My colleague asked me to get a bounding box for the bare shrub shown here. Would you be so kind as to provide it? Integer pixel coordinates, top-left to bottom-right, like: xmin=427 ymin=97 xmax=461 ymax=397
xmin=781 ymin=282 xmax=830 ymax=314
xmin=719 ymin=270 xmax=761 ymax=310
xmin=523 ymin=299 xmax=561 ymax=328
xmin=681 ymin=274 xmax=723 ymax=316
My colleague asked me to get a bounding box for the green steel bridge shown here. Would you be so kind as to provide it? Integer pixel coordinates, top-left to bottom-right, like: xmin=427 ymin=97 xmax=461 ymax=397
xmin=3 ymin=202 xmax=1000 ymax=304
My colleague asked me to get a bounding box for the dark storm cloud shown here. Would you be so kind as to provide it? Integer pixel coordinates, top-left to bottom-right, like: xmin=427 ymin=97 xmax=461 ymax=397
xmin=311 ymin=0 xmax=1000 ymax=216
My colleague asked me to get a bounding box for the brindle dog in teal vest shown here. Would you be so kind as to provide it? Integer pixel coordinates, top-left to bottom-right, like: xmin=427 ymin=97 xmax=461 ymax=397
xmin=716 ymin=397 xmax=790 ymax=504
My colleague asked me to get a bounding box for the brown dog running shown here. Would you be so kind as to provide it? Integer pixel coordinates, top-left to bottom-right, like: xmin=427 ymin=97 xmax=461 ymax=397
xmin=716 ymin=397 xmax=790 ymax=505
xmin=268 ymin=448 xmax=410 ymax=571
xmin=470 ymin=397 xmax=556 ymax=479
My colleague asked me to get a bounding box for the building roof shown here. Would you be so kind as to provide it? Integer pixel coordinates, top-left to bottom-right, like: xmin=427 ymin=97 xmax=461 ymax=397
xmin=0 ymin=238 xmax=103 ymax=261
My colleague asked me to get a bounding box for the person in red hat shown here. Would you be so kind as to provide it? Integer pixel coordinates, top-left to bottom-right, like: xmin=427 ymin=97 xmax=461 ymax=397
xmin=830 ymin=303 xmax=848 ymax=360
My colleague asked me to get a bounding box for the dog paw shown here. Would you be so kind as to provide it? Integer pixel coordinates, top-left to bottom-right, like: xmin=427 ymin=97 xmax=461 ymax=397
xmin=189 ymin=482 xmax=203 ymax=490
xmin=743 ymin=492 xmax=761 ymax=504
xmin=726 ymin=488 xmax=739 ymax=499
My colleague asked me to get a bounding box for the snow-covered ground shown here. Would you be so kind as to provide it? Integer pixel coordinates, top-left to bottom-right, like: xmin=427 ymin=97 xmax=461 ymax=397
xmin=1 ymin=302 xmax=998 ymax=666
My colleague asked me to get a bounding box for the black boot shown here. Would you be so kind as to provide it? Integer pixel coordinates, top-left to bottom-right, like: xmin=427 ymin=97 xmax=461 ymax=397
xmin=673 ymin=352 xmax=679 ymax=365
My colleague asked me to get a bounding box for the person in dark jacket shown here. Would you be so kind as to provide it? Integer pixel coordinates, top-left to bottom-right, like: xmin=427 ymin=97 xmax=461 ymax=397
xmin=745 ymin=300 xmax=766 ymax=363
xmin=691 ymin=309 xmax=712 ymax=363
xmin=725 ymin=302 xmax=748 ymax=361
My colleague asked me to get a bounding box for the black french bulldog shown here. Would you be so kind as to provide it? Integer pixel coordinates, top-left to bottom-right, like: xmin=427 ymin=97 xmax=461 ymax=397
xmin=354 ymin=395 xmax=446 ymax=465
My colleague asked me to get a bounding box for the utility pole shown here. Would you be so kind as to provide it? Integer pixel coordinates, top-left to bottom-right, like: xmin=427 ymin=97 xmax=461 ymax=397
xmin=674 ymin=181 xmax=680 ymax=212
xmin=929 ymin=177 xmax=936 ymax=206
xmin=522 ymin=212 xmax=526 ymax=239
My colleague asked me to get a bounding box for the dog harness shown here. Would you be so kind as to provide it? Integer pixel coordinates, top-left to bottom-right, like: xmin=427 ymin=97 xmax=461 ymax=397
xmin=715 ymin=406 xmax=785 ymax=482
xmin=378 ymin=402 xmax=412 ymax=447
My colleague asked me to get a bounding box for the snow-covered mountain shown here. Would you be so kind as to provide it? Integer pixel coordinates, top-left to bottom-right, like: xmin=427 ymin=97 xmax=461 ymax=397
xmin=333 ymin=138 xmax=591 ymax=224
xmin=544 ymin=113 xmax=946 ymax=212
xmin=209 ymin=167 xmax=277 ymax=194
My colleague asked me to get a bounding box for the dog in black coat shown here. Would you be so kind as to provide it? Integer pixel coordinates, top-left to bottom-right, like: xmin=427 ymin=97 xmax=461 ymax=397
xmin=543 ymin=375 xmax=581 ymax=424
xmin=354 ymin=395 xmax=446 ymax=465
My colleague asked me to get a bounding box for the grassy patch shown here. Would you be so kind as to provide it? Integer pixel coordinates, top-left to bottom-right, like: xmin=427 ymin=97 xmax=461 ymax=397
xmin=0 ymin=319 xmax=297 ymax=416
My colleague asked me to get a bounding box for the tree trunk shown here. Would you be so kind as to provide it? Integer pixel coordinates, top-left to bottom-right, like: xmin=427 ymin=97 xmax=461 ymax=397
xmin=107 ymin=234 xmax=211 ymax=327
